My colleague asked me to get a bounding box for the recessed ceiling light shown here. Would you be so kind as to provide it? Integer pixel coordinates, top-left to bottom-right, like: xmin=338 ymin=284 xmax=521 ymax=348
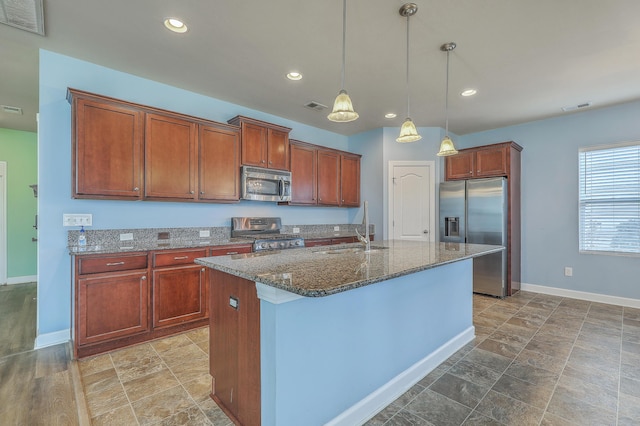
xmin=461 ymin=89 xmax=477 ymax=97
xmin=164 ymin=18 xmax=188 ymax=33
xmin=286 ymin=72 xmax=302 ymax=81
xmin=385 ymin=113 xmax=397 ymax=119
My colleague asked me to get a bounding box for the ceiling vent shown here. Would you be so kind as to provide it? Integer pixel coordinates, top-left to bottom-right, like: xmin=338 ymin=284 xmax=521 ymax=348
xmin=1 ymin=105 xmax=23 ymax=115
xmin=0 ymin=0 xmax=45 ymax=35
xmin=304 ymin=101 xmax=328 ymax=112
xmin=561 ymin=102 xmax=592 ymax=112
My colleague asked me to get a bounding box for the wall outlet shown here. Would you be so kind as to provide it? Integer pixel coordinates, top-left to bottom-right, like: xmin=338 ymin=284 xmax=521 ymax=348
xmin=564 ymin=267 xmax=573 ymax=277
xmin=334 ymin=226 xmax=340 ymax=231
xmin=120 ymin=233 xmax=134 ymax=241
xmin=292 ymin=227 xmax=300 ymax=234
xmin=63 ymin=213 xmax=92 ymax=227
xmin=199 ymin=230 xmax=210 ymax=238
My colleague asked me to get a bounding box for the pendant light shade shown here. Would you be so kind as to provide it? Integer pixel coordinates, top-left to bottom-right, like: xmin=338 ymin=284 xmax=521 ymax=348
xmin=328 ymin=0 xmax=358 ymax=122
xmin=437 ymin=42 xmax=459 ymax=156
xmin=397 ymin=3 xmax=421 ymax=143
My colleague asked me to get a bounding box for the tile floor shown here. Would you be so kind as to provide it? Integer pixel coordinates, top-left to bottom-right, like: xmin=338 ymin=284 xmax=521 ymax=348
xmin=366 ymin=291 xmax=640 ymax=425
xmin=78 ymin=291 xmax=640 ymax=425
xmin=78 ymin=327 xmax=232 ymax=425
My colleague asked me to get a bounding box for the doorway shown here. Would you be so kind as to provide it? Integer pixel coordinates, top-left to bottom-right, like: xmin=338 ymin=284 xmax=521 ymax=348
xmin=388 ymin=161 xmax=435 ymax=241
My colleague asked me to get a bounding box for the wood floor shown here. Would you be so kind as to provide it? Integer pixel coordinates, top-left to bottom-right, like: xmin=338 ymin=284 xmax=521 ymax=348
xmin=0 ymin=283 xmax=87 ymax=425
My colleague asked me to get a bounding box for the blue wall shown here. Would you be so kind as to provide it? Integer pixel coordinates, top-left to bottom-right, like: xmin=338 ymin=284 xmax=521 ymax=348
xmin=459 ymin=101 xmax=640 ymax=299
xmin=37 ymin=50 xmax=356 ymax=340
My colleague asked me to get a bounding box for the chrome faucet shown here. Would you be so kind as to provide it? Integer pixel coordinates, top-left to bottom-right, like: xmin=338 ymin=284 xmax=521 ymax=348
xmin=355 ymin=200 xmax=371 ymax=252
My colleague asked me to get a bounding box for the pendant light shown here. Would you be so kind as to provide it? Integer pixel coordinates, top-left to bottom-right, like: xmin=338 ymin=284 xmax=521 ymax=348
xmin=437 ymin=42 xmax=459 ymax=156
xmin=328 ymin=0 xmax=359 ymax=122
xmin=396 ymin=3 xmax=421 ymax=143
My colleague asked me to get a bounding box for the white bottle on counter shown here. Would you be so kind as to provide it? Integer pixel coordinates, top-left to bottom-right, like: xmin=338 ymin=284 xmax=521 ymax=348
xmin=78 ymin=226 xmax=87 ymax=250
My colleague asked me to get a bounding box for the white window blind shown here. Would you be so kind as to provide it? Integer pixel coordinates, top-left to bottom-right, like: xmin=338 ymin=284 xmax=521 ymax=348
xmin=579 ymin=142 xmax=640 ymax=255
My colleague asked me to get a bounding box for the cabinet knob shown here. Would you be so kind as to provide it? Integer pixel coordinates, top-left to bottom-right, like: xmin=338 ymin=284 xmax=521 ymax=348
xmin=201 ymin=268 xmax=205 ymax=272
xmin=133 ymin=187 xmax=139 ymax=191
xmin=261 ymin=160 xmax=266 ymax=163
xmin=200 ymin=191 xmax=205 ymax=195
xmin=141 ymin=276 xmax=147 ymax=280
xmin=190 ymin=190 xmax=195 ymax=194
xmin=269 ymin=161 xmax=272 ymax=164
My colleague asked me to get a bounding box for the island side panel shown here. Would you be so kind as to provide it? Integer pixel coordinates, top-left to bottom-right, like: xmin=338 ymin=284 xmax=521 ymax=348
xmin=260 ymin=259 xmax=474 ymax=426
xmin=209 ymin=270 xmax=261 ymax=426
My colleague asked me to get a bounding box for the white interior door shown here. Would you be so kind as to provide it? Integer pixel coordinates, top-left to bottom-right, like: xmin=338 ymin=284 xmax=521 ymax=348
xmin=0 ymin=161 xmax=6 ymax=285
xmin=389 ymin=161 xmax=435 ymax=241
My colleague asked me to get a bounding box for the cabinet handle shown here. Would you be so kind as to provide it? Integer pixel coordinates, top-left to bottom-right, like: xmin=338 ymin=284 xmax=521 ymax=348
xmin=106 ymin=261 xmax=125 ymax=266
xmin=226 ymin=251 xmax=238 ymax=255
xmin=173 ymin=256 xmax=189 ymax=260
xmin=133 ymin=187 xmax=139 ymax=191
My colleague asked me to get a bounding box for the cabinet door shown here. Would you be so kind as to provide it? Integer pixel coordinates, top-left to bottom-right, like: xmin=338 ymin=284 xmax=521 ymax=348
xmin=340 ymin=153 xmax=361 ymax=207
xmin=73 ymin=97 xmax=143 ymax=199
xmin=267 ymin=128 xmax=289 ymax=170
xmin=289 ymin=142 xmax=317 ymax=205
xmin=145 ymin=113 xmax=197 ymax=199
xmin=152 ymin=264 xmax=207 ymax=329
xmin=317 ymin=149 xmax=341 ymax=206
xmin=199 ymin=124 xmax=241 ymax=201
xmin=475 ymin=146 xmax=508 ymax=177
xmin=241 ymin=122 xmax=268 ymax=167
xmin=445 ymin=151 xmax=475 ymax=180
xmin=77 ymin=271 xmax=149 ymax=345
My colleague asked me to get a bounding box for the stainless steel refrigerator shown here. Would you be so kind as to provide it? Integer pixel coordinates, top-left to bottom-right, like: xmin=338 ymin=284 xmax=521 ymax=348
xmin=439 ymin=177 xmax=507 ymax=297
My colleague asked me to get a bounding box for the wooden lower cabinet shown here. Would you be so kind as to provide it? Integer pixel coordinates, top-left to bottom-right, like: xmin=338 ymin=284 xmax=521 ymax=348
xmin=152 ymin=264 xmax=207 ymax=329
xmin=77 ymin=269 xmax=150 ymax=346
xmin=210 ymin=270 xmax=261 ymax=426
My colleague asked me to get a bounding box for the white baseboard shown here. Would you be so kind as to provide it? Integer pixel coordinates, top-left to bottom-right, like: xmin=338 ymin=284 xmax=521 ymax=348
xmin=35 ymin=329 xmax=70 ymax=349
xmin=6 ymin=275 xmax=37 ymax=285
xmin=521 ymin=282 xmax=640 ymax=309
xmin=325 ymin=326 xmax=475 ymax=426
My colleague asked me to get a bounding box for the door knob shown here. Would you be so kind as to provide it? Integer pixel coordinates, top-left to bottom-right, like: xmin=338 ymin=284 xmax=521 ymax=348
xmin=423 ymin=230 xmax=428 ymax=234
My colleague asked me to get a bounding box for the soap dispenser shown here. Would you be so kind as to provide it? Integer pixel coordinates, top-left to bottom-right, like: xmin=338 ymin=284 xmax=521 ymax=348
xmin=78 ymin=226 xmax=87 ymax=249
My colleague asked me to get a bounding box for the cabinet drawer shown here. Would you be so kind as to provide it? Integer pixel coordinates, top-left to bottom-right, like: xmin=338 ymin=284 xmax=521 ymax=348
xmin=78 ymin=254 xmax=148 ymax=275
xmin=332 ymin=237 xmax=356 ymax=244
xmin=304 ymin=238 xmax=333 ymax=247
xmin=210 ymin=244 xmax=252 ymax=257
xmin=153 ymin=249 xmax=208 ymax=267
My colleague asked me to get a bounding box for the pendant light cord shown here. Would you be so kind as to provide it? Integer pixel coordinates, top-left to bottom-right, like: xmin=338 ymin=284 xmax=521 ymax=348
xmin=405 ymin=14 xmax=411 ymax=118
xmin=340 ymin=0 xmax=347 ymax=90
xmin=445 ymin=49 xmax=450 ymax=135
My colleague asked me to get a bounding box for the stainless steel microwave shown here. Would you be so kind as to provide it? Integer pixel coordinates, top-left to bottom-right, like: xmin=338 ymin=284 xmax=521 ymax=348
xmin=241 ymin=166 xmax=292 ymax=202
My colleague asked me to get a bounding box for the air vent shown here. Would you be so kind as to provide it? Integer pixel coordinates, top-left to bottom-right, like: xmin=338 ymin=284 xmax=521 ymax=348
xmin=561 ymin=102 xmax=592 ymax=112
xmin=304 ymin=101 xmax=328 ymax=111
xmin=1 ymin=105 xmax=23 ymax=115
xmin=0 ymin=0 xmax=45 ymax=35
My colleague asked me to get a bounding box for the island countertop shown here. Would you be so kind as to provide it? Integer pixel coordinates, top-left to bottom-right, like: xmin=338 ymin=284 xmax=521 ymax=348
xmin=195 ymin=240 xmax=503 ymax=297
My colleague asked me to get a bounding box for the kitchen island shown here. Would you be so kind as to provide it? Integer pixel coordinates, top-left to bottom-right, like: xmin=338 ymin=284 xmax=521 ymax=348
xmin=196 ymin=240 xmax=502 ymax=426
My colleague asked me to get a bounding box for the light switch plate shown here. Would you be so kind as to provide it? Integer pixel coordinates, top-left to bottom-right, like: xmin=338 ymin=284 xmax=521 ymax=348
xmin=199 ymin=230 xmax=210 ymax=238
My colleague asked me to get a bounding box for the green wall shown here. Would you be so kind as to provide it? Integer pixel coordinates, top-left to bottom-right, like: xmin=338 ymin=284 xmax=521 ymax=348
xmin=0 ymin=128 xmax=37 ymax=280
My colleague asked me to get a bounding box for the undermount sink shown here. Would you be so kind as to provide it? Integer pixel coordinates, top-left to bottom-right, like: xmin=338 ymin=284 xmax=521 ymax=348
xmin=313 ymin=247 xmax=387 ymax=255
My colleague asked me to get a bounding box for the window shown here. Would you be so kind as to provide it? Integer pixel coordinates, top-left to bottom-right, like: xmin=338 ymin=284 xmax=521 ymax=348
xmin=579 ymin=142 xmax=640 ymax=255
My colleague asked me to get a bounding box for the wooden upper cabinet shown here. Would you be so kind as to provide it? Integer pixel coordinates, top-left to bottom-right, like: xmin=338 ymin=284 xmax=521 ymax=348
xmin=199 ymin=124 xmax=241 ymax=202
xmin=144 ymin=113 xmax=197 ymax=199
xmin=340 ymin=153 xmax=361 ymax=207
xmin=317 ymin=149 xmax=341 ymax=206
xmin=445 ymin=142 xmax=521 ymax=180
xmin=227 ymin=115 xmax=291 ymax=170
xmin=289 ymin=140 xmax=317 ymax=205
xmin=69 ymin=89 xmax=144 ymax=199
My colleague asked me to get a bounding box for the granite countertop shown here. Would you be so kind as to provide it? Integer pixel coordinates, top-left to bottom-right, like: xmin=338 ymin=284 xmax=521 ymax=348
xmin=68 ymin=238 xmax=254 ymax=255
xmin=195 ymin=240 xmax=503 ymax=297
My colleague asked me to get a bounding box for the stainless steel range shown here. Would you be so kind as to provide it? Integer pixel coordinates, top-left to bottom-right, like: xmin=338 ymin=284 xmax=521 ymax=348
xmin=231 ymin=217 xmax=305 ymax=252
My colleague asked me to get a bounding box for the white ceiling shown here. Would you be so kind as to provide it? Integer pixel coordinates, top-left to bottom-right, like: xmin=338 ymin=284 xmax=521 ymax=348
xmin=2 ymin=0 xmax=640 ymax=136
